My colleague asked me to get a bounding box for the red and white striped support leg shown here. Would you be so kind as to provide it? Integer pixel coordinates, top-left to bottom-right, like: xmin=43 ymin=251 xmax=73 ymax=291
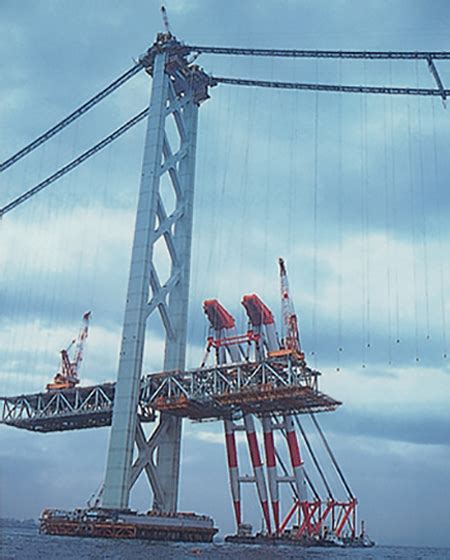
xmin=284 ymin=414 xmax=307 ymax=502
xmin=244 ymin=414 xmax=272 ymax=534
xmin=261 ymin=415 xmax=279 ymax=533
xmin=224 ymin=419 xmax=241 ymax=527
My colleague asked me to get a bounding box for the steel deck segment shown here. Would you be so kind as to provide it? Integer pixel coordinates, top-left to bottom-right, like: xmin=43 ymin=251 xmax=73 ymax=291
xmin=0 ymin=358 xmax=340 ymax=431
xmin=0 ymin=383 xmax=154 ymax=433
xmin=153 ymin=387 xmax=340 ymax=420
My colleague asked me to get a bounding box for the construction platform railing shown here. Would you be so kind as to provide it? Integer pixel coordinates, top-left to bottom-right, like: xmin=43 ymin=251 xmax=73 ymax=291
xmin=0 ymin=357 xmax=340 ymax=432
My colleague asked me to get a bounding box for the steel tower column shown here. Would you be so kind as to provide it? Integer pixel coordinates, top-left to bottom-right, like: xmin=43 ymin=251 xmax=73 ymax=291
xmin=154 ymin=97 xmax=199 ymax=512
xmin=102 ymin=34 xmax=213 ymax=511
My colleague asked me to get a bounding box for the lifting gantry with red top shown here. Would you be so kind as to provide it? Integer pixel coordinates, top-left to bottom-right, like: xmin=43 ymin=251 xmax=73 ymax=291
xmin=201 ymin=259 xmax=367 ymax=545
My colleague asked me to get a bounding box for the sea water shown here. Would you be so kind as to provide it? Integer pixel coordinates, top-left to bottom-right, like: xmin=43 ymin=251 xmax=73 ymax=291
xmin=1 ymin=526 xmax=450 ymax=560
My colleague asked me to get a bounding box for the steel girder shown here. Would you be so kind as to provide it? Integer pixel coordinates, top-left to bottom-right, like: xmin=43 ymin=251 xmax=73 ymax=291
xmin=0 ymin=357 xmax=340 ymax=431
xmin=0 ymin=384 xmax=115 ymax=432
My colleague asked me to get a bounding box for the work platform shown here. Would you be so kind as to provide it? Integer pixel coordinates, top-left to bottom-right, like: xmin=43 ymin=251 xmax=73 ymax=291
xmin=0 ymin=357 xmax=340 ymax=432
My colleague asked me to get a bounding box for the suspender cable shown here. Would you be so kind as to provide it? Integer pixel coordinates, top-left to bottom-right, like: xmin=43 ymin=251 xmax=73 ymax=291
xmin=406 ymin=99 xmax=420 ymax=362
xmin=188 ymin=46 xmax=450 ymax=60
xmin=383 ymin=95 xmax=393 ymax=364
xmin=213 ymin=76 xmax=450 ymax=97
xmin=360 ymin=92 xmax=367 ymax=368
xmin=0 ymin=63 xmax=143 ymax=173
xmin=337 ymin=59 xmax=344 ymax=371
xmin=312 ymin=82 xmax=319 ymax=365
xmin=431 ymin=99 xmax=449 ymax=359
xmin=388 ymin=64 xmax=401 ymax=345
xmin=415 ymin=62 xmax=431 ymax=341
xmin=0 ymin=107 xmax=149 ymax=217
xmin=310 ymin=414 xmax=354 ymax=499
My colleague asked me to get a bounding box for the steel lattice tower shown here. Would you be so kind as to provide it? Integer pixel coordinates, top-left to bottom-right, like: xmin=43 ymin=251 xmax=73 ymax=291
xmin=102 ymin=34 xmax=213 ymax=511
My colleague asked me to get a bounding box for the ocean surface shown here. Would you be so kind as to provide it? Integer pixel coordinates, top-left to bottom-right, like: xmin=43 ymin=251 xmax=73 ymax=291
xmin=1 ymin=526 xmax=450 ymax=560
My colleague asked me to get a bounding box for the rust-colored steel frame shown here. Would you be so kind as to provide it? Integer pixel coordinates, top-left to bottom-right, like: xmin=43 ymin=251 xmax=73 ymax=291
xmin=144 ymin=357 xmax=340 ymax=420
xmin=280 ymin=498 xmax=357 ymax=539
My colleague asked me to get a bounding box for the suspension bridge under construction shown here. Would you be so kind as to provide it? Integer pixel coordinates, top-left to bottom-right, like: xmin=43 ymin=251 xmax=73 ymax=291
xmin=1 ymin=13 xmax=448 ymax=547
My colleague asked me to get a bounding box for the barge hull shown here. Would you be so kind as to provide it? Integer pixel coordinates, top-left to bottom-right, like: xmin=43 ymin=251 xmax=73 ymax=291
xmin=40 ymin=509 xmax=217 ymax=543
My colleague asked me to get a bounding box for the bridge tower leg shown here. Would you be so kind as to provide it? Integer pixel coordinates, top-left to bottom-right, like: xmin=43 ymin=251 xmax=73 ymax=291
xmin=102 ymin=34 xmax=213 ymax=511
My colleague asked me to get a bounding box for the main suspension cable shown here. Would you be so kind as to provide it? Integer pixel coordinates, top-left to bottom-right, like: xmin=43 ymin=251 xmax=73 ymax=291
xmin=0 ymin=107 xmax=149 ymax=217
xmin=188 ymin=45 xmax=450 ymax=60
xmin=213 ymin=76 xmax=450 ymax=97
xmin=0 ymin=63 xmax=143 ymax=173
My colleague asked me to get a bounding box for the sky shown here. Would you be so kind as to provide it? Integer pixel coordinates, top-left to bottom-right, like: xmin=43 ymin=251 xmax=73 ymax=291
xmin=0 ymin=0 xmax=450 ymax=548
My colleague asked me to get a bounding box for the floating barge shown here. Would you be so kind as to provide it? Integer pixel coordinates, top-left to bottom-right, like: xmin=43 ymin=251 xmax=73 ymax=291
xmin=40 ymin=508 xmax=218 ymax=542
xmin=225 ymin=530 xmax=375 ymax=548
xmin=225 ymin=521 xmax=374 ymax=548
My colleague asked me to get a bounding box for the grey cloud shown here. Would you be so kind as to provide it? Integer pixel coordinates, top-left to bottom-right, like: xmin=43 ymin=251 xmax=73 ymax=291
xmin=320 ymin=407 xmax=450 ymax=446
xmin=1 ymin=0 xmax=450 ymax=548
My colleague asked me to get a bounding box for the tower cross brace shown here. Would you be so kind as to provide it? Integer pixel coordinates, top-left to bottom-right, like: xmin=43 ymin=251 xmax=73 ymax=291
xmin=102 ymin=34 xmax=213 ymax=511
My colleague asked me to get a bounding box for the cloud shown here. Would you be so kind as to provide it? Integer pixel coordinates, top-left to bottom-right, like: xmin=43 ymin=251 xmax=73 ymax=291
xmin=164 ymin=0 xmax=200 ymax=15
xmin=1 ymin=0 xmax=450 ymax=548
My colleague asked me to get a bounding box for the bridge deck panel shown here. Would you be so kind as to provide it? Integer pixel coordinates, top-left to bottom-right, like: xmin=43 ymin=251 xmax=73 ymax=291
xmin=1 ymin=359 xmax=340 ymax=431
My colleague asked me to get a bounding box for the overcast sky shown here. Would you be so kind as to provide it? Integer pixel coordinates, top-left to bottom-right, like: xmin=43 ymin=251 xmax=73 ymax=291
xmin=0 ymin=0 xmax=449 ymax=548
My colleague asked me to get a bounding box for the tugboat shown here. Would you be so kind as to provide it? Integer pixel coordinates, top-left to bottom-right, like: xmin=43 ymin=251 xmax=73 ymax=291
xmin=319 ymin=527 xmax=345 ymax=547
xmin=342 ymin=521 xmax=375 ymax=548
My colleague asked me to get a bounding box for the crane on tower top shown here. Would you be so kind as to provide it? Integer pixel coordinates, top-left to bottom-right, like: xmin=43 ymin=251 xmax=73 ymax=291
xmin=46 ymin=311 xmax=91 ymax=391
xmin=160 ymin=5 xmax=171 ymax=35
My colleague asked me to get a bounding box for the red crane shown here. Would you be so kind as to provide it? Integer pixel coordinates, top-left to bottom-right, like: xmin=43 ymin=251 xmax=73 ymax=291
xmin=276 ymin=257 xmax=305 ymax=362
xmin=46 ymin=311 xmax=91 ymax=391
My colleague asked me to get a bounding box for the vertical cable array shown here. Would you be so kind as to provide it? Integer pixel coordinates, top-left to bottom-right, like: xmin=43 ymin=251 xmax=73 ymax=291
xmin=359 ymin=89 xmax=367 ymax=368
xmin=415 ymin=61 xmax=431 ymax=342
xmin=337 ymin=59 xmax=344 ymax=371
xmin=388 ymin=63 xmax=401 ymax=346
xmin=383 ymin=95 xmax=393 ymax=364
xmin=364 ymin=63 xmax=371 ymax=355
xmin=406 ymin=98 xmax=420 ymax=362
xmin=311 ymin=62 xmax=319 ymax=366
xmin=288 ymin=68 xmax=297 ymax=265
xmin=237 ymin=58 xmax=254 ymax=281
xmin=362 ymin=61 xmax=371 ymax=364
xmin=263 ymin=59 xmax=275 ymax=294
xmin=430 ymin=99 xmax=448 ymax=359
xmin=213 ymin=57 xmax=235 ymax=299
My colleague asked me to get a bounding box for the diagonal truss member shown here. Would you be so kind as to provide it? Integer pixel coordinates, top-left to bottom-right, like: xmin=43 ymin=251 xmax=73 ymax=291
xmin=102 ymin=33 xmax=213 ymax=511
